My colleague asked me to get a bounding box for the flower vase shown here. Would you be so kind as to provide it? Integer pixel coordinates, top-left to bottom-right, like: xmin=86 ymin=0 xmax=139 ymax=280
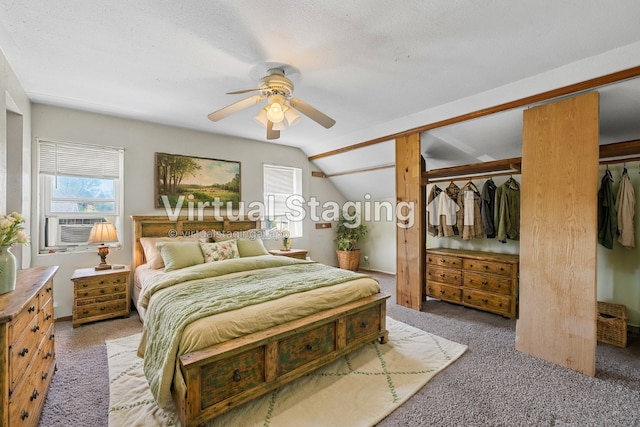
xmin=0 ymin=246 xmax=17 ymax=295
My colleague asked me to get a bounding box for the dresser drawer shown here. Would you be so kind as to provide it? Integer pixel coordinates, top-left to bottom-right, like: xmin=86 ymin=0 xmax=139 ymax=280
xmin=200 ymin=345 xmax=266 ymax=407
xmin=463 ymin=289 xmax=512 ymax=315
xmin=426 ymin=266 xmax=462 ymax=286
xmin=74 ymin=299 xmax=128 ymax=320
xmin=10 ymin=295 xmax=38 ymax=344
xmin=426 ymin=281 xmax=462 ymax=303
xmin=39 ymin=295 xmax=54 ymax=328
xmin=426 ymin=253 xmax=462 ymax=269
xmin=74 ymin=273 xmax=128 ymax=290
xmin=9 ymin=365 xmax=46 ymax=427
xmin=278 ymin=322 xmax=336 ymax=376
xmin=346 ymin=306 xmax=381 ymax=345
xmin=463 ymin=272 xmax=513 ymax=295
xmin=10 ymin=315 xmax=42 ymax=390
xmin=462 ymin=259 xmax=513 ymax=277
xmin=38 ymin=280 xmax=54 ymax=310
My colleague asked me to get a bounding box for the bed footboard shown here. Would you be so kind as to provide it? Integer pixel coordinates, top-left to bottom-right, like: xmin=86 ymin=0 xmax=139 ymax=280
xmin=174 ymin=292 xmax=389 ymax=427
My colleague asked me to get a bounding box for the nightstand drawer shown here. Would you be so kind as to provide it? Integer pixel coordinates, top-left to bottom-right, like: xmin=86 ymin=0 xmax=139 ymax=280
xmin=75 ymin=283 xmax=127 ymax=299
xmin=74 ymin=273 xmax=128 ymax=290
xmin=75 ymin=299 xmax=128 ymax=320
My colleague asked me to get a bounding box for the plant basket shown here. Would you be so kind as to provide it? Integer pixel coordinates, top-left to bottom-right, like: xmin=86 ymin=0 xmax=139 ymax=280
xmin=337 ymin=250 xmax=360 ymax=271
xmin=597 ymin=301 xmax=627 ymax=348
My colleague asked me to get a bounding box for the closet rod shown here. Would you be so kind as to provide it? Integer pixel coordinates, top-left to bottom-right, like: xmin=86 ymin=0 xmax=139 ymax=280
xmin=426 ymin=170 xmax=518 ymax=183
xmin=599 ymin=155 xmax=640 ymax=166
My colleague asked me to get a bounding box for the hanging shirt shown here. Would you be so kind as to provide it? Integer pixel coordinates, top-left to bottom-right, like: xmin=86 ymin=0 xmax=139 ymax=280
xmin=445 ymin=183 xmax=461 ymax=236
xmin=616 ymin=170 xmax=635 ymax=248
xmin=427 ymin=185 xmax=443 ymax=237
xmin=598 ymin=170 xmax=617 ymax=249
xmin=481 ymin=179 xmax=497 ymax=238
xmin=426 ymin=191 xmax=460 ymax=227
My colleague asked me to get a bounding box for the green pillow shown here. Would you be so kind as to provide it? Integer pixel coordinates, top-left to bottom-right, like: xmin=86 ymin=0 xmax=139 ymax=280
xmin=236 ymin=238 xmax=269 ymax=257
xmin=156 ymin=241 xmax=205 ymax=271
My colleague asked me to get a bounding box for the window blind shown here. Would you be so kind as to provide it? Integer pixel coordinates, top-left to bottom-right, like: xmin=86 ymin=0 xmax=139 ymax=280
xmin=264 ymin=164 xmax=302 ymax=216
xmin=38 ymin=140 xmax=123 ymax=179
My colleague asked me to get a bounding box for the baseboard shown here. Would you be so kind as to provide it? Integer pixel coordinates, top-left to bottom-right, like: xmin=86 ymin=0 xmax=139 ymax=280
xmin=358 ymin=268 xmax=395 ymax=276
xmin=55 ymin=315 xmax=72 ymax=323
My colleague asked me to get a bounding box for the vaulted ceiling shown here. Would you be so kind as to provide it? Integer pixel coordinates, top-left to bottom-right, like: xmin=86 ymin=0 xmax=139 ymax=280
xmin=2 ymin=1 xmax=640 ymax=200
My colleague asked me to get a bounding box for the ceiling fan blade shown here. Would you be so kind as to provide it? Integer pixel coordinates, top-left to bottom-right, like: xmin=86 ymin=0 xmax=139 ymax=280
xmin=289 ymin=98 xmax=336 ymax=129
xmin=226 ymin=88 xmax=262 ymax=95
xmin=207 ymin=95 xmax=262 ymax=122
xmin=266 ymin=121 xmax=280 ymax=140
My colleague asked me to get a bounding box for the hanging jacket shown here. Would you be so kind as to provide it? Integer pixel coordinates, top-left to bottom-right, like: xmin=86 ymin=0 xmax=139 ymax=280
xmin=481 ymin=178 xmax=497 ymax=238
xmin=616 ymin=169 xmax=635 ymax=248
xmin=427 ymin=185 xmax=442 ymax=237
xmin=598 ymin=170 xmax=617 ymax=249
xmin=457 ymin=182 xmax=485 ymax=240
xmin=495 ymin=178 xmax=520 ymax=243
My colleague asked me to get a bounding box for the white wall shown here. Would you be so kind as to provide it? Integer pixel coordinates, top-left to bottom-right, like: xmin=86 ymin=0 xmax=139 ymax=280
xmin=30 ymin=104 xmax=347 ymax=319
xmin=0 ymin=50 xmax=32 ymax=268
xmin=360 ymin=197 xmax=397 ymax=274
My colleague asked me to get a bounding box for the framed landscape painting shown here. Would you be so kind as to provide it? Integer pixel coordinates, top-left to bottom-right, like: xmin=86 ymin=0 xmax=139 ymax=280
xmin=155 ymin=152 xmax=240 ymax=208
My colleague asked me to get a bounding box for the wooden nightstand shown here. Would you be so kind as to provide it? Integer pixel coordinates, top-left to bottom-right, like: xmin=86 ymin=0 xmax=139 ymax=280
xmin=268 ymin=249 xmax=308 ymax=260
xmin=71 ymin=266 xmax=131 ymax=327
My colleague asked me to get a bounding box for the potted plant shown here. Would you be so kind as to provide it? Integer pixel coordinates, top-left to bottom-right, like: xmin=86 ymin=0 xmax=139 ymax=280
xmin=335 ymin=213 xmax=368 ymax=271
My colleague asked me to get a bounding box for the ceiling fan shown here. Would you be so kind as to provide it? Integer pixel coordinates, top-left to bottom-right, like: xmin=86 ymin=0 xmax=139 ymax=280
xmin=207 ymin=67 xmax=336 ymax=140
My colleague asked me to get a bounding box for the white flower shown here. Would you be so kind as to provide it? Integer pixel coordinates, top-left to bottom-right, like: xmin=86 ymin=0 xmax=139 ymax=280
xmin=0 ymin=212 xmax=29 ymax=247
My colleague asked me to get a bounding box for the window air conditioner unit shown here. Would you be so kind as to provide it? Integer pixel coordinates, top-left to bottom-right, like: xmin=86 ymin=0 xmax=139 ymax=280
xmin=57 ymin=218 xmax=107 ymax=245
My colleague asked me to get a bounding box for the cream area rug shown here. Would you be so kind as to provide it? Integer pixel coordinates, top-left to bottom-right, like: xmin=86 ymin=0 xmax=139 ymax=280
xmin=107 ymin=317 xmax=467 ymax=427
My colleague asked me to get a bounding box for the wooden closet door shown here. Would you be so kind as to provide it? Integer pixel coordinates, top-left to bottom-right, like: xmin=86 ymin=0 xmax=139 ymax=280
xmin=516 ymin=92 xmax=599 ymax=376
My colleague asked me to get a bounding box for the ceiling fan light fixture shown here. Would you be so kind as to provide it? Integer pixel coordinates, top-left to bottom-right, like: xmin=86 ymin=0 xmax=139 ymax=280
xmin=266 ymin=94 xmax=286 ymax=123
xmin=272 ymin=120 xmax=286 ymax=131
xmin=254 ymin=108 xmax=269 ymax=127
xmin=284 ymin=107 xmax=300 ymax=126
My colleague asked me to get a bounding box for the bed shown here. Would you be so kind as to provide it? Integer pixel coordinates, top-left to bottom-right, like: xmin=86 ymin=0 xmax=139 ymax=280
xmin=130 ymin=215 xmax=389 ymax=426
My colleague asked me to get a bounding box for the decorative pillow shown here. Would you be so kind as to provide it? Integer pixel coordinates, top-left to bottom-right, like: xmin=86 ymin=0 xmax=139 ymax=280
xmin=236 ymin=238 xmax=269 ymax=257
xmin=139 ymin=236 xmax=197 ymax=269
xmin=199 ymin=240 xmax=240 ymax=263
xmin=156 ymin=241 xmax=205 ymax=272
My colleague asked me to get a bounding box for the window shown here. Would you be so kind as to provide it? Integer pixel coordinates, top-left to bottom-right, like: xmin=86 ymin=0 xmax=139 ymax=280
xmin=38 ymin=140 xmax=124 ymax=252
xmin=263 ymin=164 xmax=303 ymax=238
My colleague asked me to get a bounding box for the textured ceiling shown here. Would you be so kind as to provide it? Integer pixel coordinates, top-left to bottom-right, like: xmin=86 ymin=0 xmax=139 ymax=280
xmin=2 ymin=1 xmax=640 ymax=199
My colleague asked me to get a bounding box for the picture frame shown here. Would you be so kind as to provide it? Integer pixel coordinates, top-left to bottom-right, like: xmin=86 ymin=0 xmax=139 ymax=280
xmin=155 ymin=152 xmax=241 ymax=209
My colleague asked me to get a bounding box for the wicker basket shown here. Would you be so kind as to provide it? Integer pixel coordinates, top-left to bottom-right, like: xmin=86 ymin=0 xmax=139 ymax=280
xmin=597 ymin=301 xmax=627 ymax=348
xmin=336 ymin=250 xmax=361 ymax=271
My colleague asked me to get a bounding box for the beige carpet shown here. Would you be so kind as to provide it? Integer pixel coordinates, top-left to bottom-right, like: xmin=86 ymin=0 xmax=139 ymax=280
xmin=107 ymin=317 xmax=467 ymax=427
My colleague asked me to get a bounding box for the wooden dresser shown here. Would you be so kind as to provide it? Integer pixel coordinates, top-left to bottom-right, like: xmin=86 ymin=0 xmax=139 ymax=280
xmin=71 ymin=267 xmax=130 ymax=328
xmin=426 ymin=248 xmax=519 ymax=318
xmin=0 ymin=266 xmax=58 ymax=427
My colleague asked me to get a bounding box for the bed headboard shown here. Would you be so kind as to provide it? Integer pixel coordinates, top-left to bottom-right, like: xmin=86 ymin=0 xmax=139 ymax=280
xmin=130 ymin=215 xmax=261 ymax=270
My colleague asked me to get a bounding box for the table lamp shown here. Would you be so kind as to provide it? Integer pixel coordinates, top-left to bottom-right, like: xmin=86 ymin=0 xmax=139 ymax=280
xmin=88 ymin=222 xmax=118 ymax=270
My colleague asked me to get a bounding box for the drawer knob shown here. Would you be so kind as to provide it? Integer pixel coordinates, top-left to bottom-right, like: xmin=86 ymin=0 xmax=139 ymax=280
xmin=42 ymin=372 xmax=48 ymax=380
xmin=482 ymin=281 xmax=489 ymax=286
xmin=28 ymin=305 xmax=35 ymax=313
xmin=306 ymin=343 xmax=313 ymax=351
xmin=46 ymin=287 xmax=52 ymax=293
xmin=482 ymin=299 xmax=489 ymax=303
xmin=99 ymin=280 xmax=105 ymax=285
xmin=31 ymin=325 xmax=40 ymax=333
xmin=84 ymin=292 xmax=89 ymax=297
xmin=44 ymin=351 xmax=52 ymax=360
xmin=359 ymin=321 xmax=367 ymax=329
xmin=19 ymin=348 xmax=29 ymax=357
xmin=483 ymin=265 xmax=489 ymax=269
xmin=100 ymin=307 xmax=106 ymax=311
xmin=30 ymin=389 xmax=39 ymax=401
xmin=232 ymin=369 xmax=242 ymax=382
xmin=440 ymin=290 xmax=445 ymax=295
xmin=100 ymin=289 xmax=105 ymax=294
xmin=439 ymin=273 xmax=445 ymax=278
xmin=21 ymin=410 xmax=29 ymax=420
xmin=49 ymin=333 xmax=55 ymax=340
xmin=46 ymin=313 xmax=52 ymax=320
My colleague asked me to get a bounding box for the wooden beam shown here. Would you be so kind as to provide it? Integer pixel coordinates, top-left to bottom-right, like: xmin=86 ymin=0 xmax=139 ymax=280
xmin=325 ymin=164 xmax=394 ymax=178
xmin=308 ymin=66 xmax=640 ymax=161
xmin=395 ymin=133 xmax=424 ymax=310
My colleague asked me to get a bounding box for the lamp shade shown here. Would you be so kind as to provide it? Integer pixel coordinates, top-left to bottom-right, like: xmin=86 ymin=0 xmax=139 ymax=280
xmin=88 ymin=222 xmax=118 ymax=244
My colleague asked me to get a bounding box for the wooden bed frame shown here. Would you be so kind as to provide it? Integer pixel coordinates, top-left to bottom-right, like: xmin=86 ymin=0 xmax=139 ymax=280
xmin=131 ymin=215 xmax=389 ymax=426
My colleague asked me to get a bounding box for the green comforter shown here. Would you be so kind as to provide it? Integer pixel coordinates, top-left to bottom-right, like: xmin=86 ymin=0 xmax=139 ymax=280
xmin=138 ymin=255 xmax=373 ymax=408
